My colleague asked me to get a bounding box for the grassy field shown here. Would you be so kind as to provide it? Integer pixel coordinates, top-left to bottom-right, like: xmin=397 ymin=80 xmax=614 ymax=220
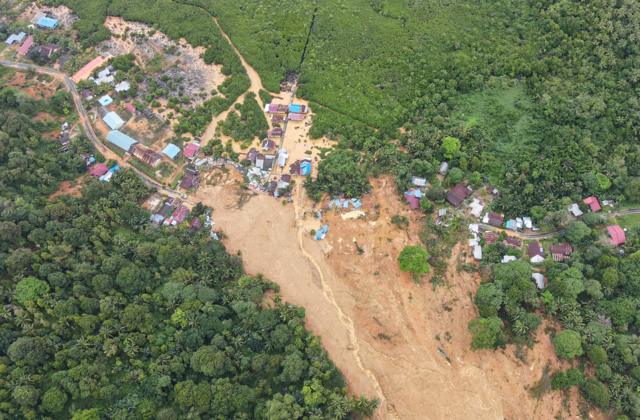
xmin=614 ymin=213 xmax=640 ymax=229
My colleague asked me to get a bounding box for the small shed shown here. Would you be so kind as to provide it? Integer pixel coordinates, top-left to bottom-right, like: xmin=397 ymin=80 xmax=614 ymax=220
xmin=568 ymin=203 xmax=583 ymax=217
xmin=446 ymin=183 xmax=472 ymax=207
xmin=532 ymin=273 xmax=546 ymax=289
xmin=162 ymin=143 xmax=181 ymax=160
xmin=278 ymin=148 xmax=288 ymax=167
xmin=98 ymin=95 xmax=113 ymax=107
xmin=288 ymin=113 xmax=306 ymax=121
xmin=411 ymin=176 xmax=427 ymax=187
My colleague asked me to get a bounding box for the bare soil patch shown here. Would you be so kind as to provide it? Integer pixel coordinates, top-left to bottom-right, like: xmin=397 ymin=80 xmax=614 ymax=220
xmin=49 ymin=179 xmax=83 ymax=200
xmin=191 ymin=175 xmax=598 ymax=419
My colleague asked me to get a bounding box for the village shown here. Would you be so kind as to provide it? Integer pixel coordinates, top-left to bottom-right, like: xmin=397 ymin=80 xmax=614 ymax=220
xmin=1 ymin=4 xmax=317 ymax=239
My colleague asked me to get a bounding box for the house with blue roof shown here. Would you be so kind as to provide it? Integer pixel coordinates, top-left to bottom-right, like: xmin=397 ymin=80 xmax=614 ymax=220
xmin=107 ymin=130 xmax=137 ymax=152
xmin=103 ymin=112 xmax=125 ymax=130
xmin=98 ymin=95 xmax=113 ymax=107
xmin=162 ymin=143 xmax=181 ymax=160
xmin=36 ymin=16 xmax=59 ymax=29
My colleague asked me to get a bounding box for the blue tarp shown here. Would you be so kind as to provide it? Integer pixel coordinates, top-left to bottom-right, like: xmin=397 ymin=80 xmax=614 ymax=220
xmin=36 ymin=16 xmax=59 ymax=29
xmin=162 ymin=143 xmax=181 ymax=159
xmin=289 ymin=104 xmax=303 ymax=113
xmin=300 ymin=160 xmax=312 ymax=176
xmin=98 ymin=95 xmax=113 ymax=106
xmin=315 ymin=225 xmax=328 ymax=240
xmin=351 ymin=198 xmax=362 ymax=209
xmin=109 ymin=165 xmax=120 ymax=173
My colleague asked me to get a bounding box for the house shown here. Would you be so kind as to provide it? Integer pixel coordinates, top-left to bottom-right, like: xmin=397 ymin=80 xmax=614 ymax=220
xmin=5 ymin=32 xmax=26 ymax=45
xmin=278 ymin=148 xmax=288 ymax=167
xmin=150 ymin=214 xmax=165 ymax=224
xmin=404 ymin=188 xmax=424 ymax=210
xmin=168 ymin=205 xmax=190 ymax=226
xmin=265 ymin=103 xmax=289 ymax=113
xmin=468 ymin=198 xmax=484 ymax=218
xmin=607 ymin=225 xmax=626 ymax=246
xmin=268 ymin=127 xmax=283 ymax=138
xmin=411 ymin=176 xmax=427 ymax=187
xmin=288 ymin=113 xmax=306 ymax=121
xmin=504 ymin=236 xmax=522 ymax=248
xmin=527 ymin=241 xmax=544 ymax=263
xmin=81 ymin=89 xmax=94 ymax=101
xmin=439 ymin=161 xmax=449 ymax=175
xmin=17 ymin=35 xmax=34 ymax=56
xmin=532 ymin=273 xmax=546 ymax=289
xmin=246 ymin=148 xmax=258 ymax=164
xmin=272 ymin=115 xmax=285 ymax=123
xmin=72 ymin=55 xmax=109 ymax=83
xmin=183 ymin=142 xmax=200 ymax=160
xmin=89 ymin=163 xmax=108 ymax=177
xmin=102 ymin=111 xmax=125 ymax=130
xmin=189 ymin=218 xmax=202 ymax=231
xmin=131 ymin=144 xmax=162 ymax=167
xmin=568 ymin=203 xmax=583 ymax=217
xmin=36 ymin=16 xmax=59 ymax=29
xmin=107 ymin=130 xmax=137 ymax=151
xmin=550 ymin=243 xmax=573 ymax=261
xmin=505 ymin=219 xmax=518 ymax=231
xmin=484 ymin=212 xmax=504 ymax=227
xmin=255 ymin=153 xmax=265 ymax=170
xmin=162 ymin=143 xmax=181 ymax=160
xmin=523 ymin=217 xmax=533 ymax=230
xmin=180 ymin=172 xmax=200 ymax=190
xmin=583 ymin=196 xmax=602 ymax=212
xmin=98 ymin=95 xmax=113 ymax=107
xmin=289 ymin=104 xmax=307 ymax=113
xmin=36 ymin=44 xmax=60 ymax=59
xmin=115 ymin=81 xmax=131 ymax=92
xmin=484 ymin=231 xmax=499 ymax=244
xmin=94 ymin=67 xmax=115 ymax=85
xmin=261 ymin=138 xmax=276 ymax=151
xmin=446 ymin=183 xmax=472 ymax=207
xmin=263 ymin=155 xmax=275 ymax=170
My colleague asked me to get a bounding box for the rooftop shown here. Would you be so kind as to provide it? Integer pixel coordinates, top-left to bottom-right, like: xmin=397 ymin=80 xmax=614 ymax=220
xmin=162 ymin=143 xmax=181 ymax=159
xmin=103 ymin=112 xmax=125 ymax=130
xmin=107 ymin=130 xmax=137 ymax=151
xmin=583 ymin=196 xmax=602 ymax=212
xmin=607 ymin=225 xmax=625 ymax=246
xmin=36 ymin=16 xmax=59 ymax=29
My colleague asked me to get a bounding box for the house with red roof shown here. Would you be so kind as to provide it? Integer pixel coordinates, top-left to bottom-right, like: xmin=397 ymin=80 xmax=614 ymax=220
xmin=527 ymin=241 xmax=544 ymax=263
xmin=17 ymin=35 xmax=34 ymax=56
xmin=607 ymin=225 xmax=626 ymax=246
xmin=550 ymin=243 xmax=573 ymax=261
xmin=583 ymin=196 xmax=601 ymax=212
xmin=183 ymin=142 xmax=200 ymax=160
xmin=504 ymin=236 xmax=522 ymax=248
xmin=89 ymin=163 xmax=108 ymax=177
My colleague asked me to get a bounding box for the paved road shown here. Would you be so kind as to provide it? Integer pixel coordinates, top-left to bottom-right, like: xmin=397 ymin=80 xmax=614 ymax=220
xmin=1 ymin=59 xmax=190 ymax=203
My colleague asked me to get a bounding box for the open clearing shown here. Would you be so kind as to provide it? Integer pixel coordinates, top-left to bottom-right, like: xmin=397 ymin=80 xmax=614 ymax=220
xmin=191 ymin=177 xmax=594 ymax=419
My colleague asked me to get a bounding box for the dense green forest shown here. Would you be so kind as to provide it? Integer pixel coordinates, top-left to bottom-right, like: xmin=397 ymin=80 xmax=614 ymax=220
xmin=0 ymin=88 xmax=375 ymax=418
xmin=46 ymin=0 xmax=640 ymax=213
